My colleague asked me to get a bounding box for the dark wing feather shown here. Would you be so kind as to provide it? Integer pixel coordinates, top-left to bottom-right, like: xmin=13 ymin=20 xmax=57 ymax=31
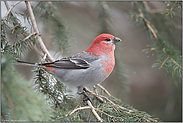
xmin=40 ymin=58 xmax=90 ymax=69
xmin=40 ymin=51 xmax=99 ymax=69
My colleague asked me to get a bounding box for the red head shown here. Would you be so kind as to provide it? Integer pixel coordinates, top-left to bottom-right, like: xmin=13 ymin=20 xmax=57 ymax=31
xmin=86 ymin=33 xmax=121 ymax=56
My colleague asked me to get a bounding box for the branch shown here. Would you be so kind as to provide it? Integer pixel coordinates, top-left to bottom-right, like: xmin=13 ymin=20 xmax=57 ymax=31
xmin=69 ymin=98 xmax=103 ymax=122
xmin=69 ymin=106 xmax=91 ymax=115
xmin=165 ymin=1 xmax=178 ymax=17
xmin=2 ymin=1 xmax=21 ymax=23
xmin=22 ymin=32 xmax=37 ymax=41
xmin=25 ymin=1 xmax=54 ymax=62
xmin=85 ymin=87 xmax=105 ymax=103
xmin=162 ymin=49 xmax=182 ymax=69
xmin=136 ymin=8 xmax=158 ymax=38
xmin=96 ymin=84 xmax=111 ymax=96
xmin=86 ymin=100 xmax=103 ymax=122
xmin=97 ymin=110 xmax=120 ymax=122
xmin=85 ymin=87 xmax=128 ymax=111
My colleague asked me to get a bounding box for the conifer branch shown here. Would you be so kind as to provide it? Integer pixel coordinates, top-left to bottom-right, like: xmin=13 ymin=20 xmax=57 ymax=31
xmin=136 ymin=8 xmax=157 ymax=38
xmin=22 ymin=32 xmax=37 ymax=41
xmin=160 ymin=56 xmax=170 ymax=69
xmin=162 ymin=49 xmax=182 ymax=69
xmin=2 ymin=1 xmax=21 ymax=23
xmin=85 ymin=86 xmax=158 ymax=122
xmin=69 ymin=100 xmax=103 ymax=122
xmin=1 ymin=80 xmax=17 ymax=120
xmin=25 ymin=1 xmax=54 ymax=62
xmin=165 ymin=1 xmax=178 ymax=17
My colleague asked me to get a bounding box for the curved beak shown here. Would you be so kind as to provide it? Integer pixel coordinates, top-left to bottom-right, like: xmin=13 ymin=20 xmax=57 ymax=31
xmin=113 ymin=37 xmax=122 ymax=44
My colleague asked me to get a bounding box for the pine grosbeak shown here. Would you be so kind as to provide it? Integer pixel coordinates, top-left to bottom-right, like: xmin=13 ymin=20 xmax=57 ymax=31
xmin=17 ymin=33 xmax=121 ymax=101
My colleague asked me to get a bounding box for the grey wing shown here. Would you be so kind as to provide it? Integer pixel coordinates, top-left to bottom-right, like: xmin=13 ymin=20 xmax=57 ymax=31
xmin=40 ymin=58 xmax=89 ymax=69
xmin=40 ymin=52 xmax=98 ymax=69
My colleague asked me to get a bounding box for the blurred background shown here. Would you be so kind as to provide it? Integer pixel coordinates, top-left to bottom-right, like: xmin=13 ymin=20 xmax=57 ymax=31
xmin=1 ymin=1 xmax=182 ymax=121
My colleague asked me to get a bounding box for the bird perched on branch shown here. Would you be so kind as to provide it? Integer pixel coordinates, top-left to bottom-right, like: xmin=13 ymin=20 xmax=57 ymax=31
xmin=17 ymin=33 xmax=122 ymax=102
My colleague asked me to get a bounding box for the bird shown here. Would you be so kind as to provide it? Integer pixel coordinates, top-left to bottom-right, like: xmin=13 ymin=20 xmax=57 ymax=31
xmin=17 ymin=33 xmax=122 ymax=102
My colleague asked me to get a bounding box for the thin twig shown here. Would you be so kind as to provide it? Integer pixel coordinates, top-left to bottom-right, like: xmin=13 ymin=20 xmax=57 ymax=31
xmin=69 ymin=101 xmax=103 ymax=122
xmin=160 ymin=56 xmax=169 ymax=69
xmin=97 ymin=110 xmax=120 ymax=122
xmin=85 ymin=87 xmax=127 ymax=111
xmin=86 ymin=86 xmax=157 ymax=122
xmin=69 ymin=106 xmax=91 ymax=115
xmin=85 ymin=87 xmax=105 ymax=103
xmin=25 ymin=33 xmax=45 ymax=58
xmin=136 ymin=8 xmax=158 ymax=38
xmin=151 ymin=47 xmax=159 ymax=51
xmin=86 ymin=100 xmax=103 ymax=122
xmin=162 ymin=49 xmax=182 ymax=69
xmin=93 ymin=85 xmax=98 ymax=95
xmin=2 ymin=1 xmax=21 ymax=23
xmin=96 ymin=84 xmax=111 ymax=96
xmin=22 ymin=32 xmax=37 ymax=41
xmin=12 ymin=24 xmax=20 ymax=34
xmin=4 ymin=1 xmax=10 ymax=9
xmin=25 ymin=1 xmax=54 ymax=62
xmin=165 ymin=1 xmax=178 ymax=17
xmin=69 ymin=95 xmax=103 ymax=122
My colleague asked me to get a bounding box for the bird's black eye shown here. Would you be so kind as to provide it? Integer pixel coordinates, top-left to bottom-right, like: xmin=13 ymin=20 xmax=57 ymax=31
xmin=106 ymin=38 xmax=111 ymax=41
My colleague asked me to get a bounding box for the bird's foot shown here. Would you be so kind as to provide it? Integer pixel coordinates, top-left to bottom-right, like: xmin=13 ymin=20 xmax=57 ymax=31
xmin=77 ymin=86 xmax=92 ymax=104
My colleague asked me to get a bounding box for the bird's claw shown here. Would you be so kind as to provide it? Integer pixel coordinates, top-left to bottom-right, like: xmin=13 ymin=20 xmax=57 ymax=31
xmin=83 ymin=95 xmax=92 ymax=103
xmin=78 ymin=87 xmax=92 ymax=104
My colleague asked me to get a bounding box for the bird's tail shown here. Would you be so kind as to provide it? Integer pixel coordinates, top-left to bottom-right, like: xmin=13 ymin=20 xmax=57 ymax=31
xmin=16 ymin=60 xmax=39 ymax=67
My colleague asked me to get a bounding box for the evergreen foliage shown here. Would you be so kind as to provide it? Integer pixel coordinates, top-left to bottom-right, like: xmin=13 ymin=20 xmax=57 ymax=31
xmin=130 ymin=1 xmax=182 ymax=86
xmin=32 ymin=1 xmax=71 ymax=56
xmin=1 ymin=46 xmax=52 ymax=122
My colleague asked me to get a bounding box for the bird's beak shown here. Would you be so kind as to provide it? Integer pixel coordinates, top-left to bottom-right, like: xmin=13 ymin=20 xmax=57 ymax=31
xmin=113 ymin=37 xmax=122 ymax=44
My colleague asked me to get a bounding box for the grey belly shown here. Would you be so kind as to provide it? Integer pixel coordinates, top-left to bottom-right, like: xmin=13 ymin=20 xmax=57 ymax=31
xmin=54 ymin=60 xmax=107 ymax=88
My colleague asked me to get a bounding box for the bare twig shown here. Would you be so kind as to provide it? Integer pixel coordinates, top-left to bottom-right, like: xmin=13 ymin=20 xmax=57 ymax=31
xmin=4 ymin=1 xmax=10 ymax=9
xmin=160 ymin=56 xmax=169 ymax=69
xmin=69 ymin=106 xmax=91 ymax=115
xmin=85 ymin=87 xmax=105 ymax=103
xmin=96 ymin=84 xmax=111 ymax=96
xmin=87 ymin=100 xmax=103 ymax=122
xmin=165 ymin=1 xmax=178 ymax=17
xmin=2 ymin=1 xmax=21 ymax=23
xmin=25 ymin=1 xmax=54 ymax=62
xmin=69 ymin=97 xmax=103 ymax=122
xmin=97 ymin=110 xmax=120 ymax=122
xmin=85 ymin=87 xmax=127 ymax=111
xmin=136 ymin=8 xmax=158 ymax=38
xmin=22 ymin=32 xmax=37 ymax=41
xmin=151 ymin=47 xmax=159 ymax=51
xmin=162 ymin=49 xmax=182 ymax=69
